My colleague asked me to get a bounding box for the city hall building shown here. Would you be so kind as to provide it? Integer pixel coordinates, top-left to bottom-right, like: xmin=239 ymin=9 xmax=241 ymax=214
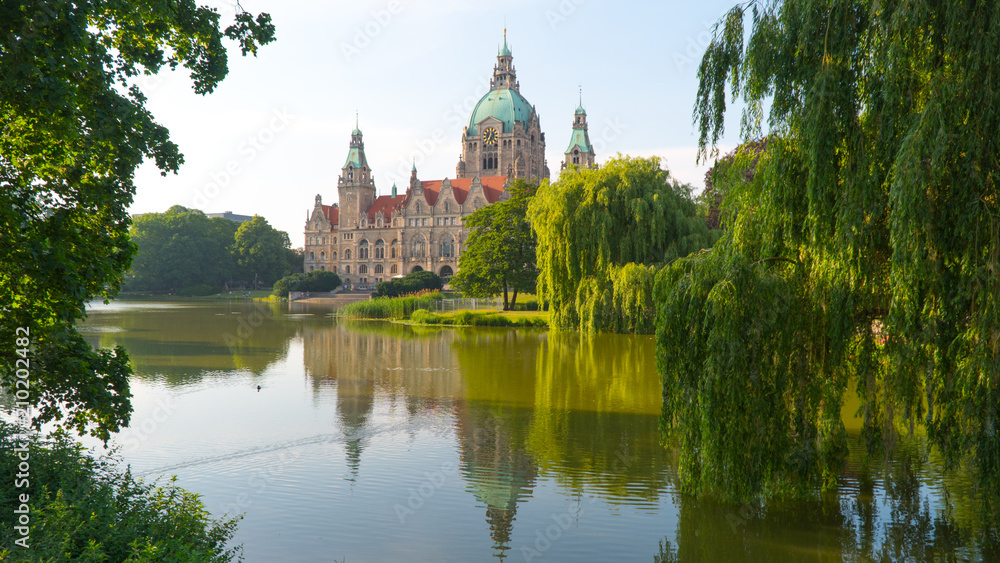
xmin=304 ymin=33 xmax=596 ymax=286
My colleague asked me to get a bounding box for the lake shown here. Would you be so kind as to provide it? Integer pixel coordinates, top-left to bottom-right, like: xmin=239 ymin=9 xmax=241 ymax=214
xmin=79 ymin=299 xmax=995 ymax=562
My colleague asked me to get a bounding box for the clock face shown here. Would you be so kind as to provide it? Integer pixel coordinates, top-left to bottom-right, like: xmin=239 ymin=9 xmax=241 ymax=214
xmin=482 ymin=127 xmax=498 ymax=146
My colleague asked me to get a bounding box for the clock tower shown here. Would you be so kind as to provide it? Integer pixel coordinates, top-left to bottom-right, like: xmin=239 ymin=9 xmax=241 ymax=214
xmin=456 ymin=31 xmax=549 ymax=182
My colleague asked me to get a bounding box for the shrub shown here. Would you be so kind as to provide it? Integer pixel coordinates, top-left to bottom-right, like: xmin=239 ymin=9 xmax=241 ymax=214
xmin=0 ymin=423 xmax=242 ymax=561
xmin=373 ymin=271 xmax=443 ymax=298
xmin=338 ymin=291 xmax=443 ymax=320
xmin=272 ymin=270 xmax=342 ymax=297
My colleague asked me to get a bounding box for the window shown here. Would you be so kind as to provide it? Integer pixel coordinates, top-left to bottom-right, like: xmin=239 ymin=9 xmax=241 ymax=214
xmin=309 ymin=266 xmax=313 ymax=272
xmin=412 ymin=236 xmax=426 ymax=257
xmin=450 ymin=217 xmax=456 ymax=226
xmin=345 ymin=249 xmax=352 ymax=260
xmin=345 ymin=265 xmax=351 ymax=274
xmin=436 ymin=217 xmax=442 ymax=226
xmin=320 ymin=265 xmax=325 ymax=271
xmin=390 ymin=264 xmax=398 ymax=274
xmin=421 ymin=218 xmax=427 ymax=226
xmin=439 ymin=235 xmax=454 ymax=258
xmin=332 ymin=266 xmax=337 ymax=273
xmin=322 ymin=236 xmax=326 ymax=244
xmin=408 ymin=219 xmax=414 ymax=227
xmin=359 ymin=240 xmax=369 ymax=259
xmin=375 ymin=265 xmax=384 ymax=274
xmin=359 ymin=265 xmax=368 ymax=274
xmin=332 ymin=251 xmax=338 ymax=260
xmin=309 ymin=252 xmax=315 ymax=260
xmin=333 ymin=237 xmax=337 ymax=244
xmin=416 ymin=202 xmax=421 ymax=214
xmin=320 ymin=252 xmax=325 ymax=260
xmin=375 ymin=240 xmax=385 ymax=259
xmin=445 ymin=201 xmax=451 ymax=213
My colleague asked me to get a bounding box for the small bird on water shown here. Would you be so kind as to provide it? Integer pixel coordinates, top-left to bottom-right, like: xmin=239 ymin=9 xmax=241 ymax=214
xmin=257 ymin=385 xmax=261 ymax=392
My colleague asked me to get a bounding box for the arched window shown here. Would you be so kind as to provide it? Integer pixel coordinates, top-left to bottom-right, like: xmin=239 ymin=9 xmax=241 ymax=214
xmin=320 ymin=265 xmax=325 ymax=271
xmin=444 ymin=201 xmax=450 ymax=213
xmin=415 ymin=201 xmax=422 ymax=214
xmin=412 ymin=236 xmax=426 ymax=258
xmin=332 ymin=266 xmax=338 ymax=274
xmin=390 ymin=264 xmax=398 ymax=274
xmin=375 ymin=240 xmax=385 ymax=259
xmin=322 ymin=236 xmax=326 ymax=244
xmin=439 ymin=234 xmax=454 ymax=258
xmin=440 ymin=265 xmax=454 ymax=278
xmin=359 ymin=240 xmax=369 ymax=259
xmin=390 ymin=239 xmax=398 ymax=258
xmin=347 ymin=165 xmax=353 ymax=181
xmin=332 ymin=251 xmax=338 ymax=260
xmin=320 ymin=252 xmax=325 ymax=260
xmin=375 ymin=265 xmax=383 ymax=274
xmin=359 ymin=265 xmax=368 ymax=274
xmin=345 ymin=265 xmax=351 ymax=274
xmin=310 ymin=252 xmax=315 ymax=260
xmin=333 ymin=237 xmax=337 ymax=244
xmin=345 ymin=249 xmax=352 ymax=260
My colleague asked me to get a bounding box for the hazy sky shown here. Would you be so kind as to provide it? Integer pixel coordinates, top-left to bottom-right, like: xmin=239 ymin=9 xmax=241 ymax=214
xmin=131 ymin=0 xmax=748 ymax=241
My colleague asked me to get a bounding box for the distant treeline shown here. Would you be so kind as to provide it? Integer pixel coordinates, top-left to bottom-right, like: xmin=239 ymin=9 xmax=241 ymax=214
xmin=125 ymin=206 xmax=301 ymax=294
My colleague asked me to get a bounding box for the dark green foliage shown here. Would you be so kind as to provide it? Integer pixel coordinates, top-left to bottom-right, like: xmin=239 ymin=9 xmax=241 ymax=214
xmin=662 ymin=0 xmax=1000 ymax=502
xmin=528 ymin=156 xmax=719 ymax=332
xmin=176 ymin=284 xmax=218 ymax=297
xmin=373 ymin=270 xmax=443 ymax=298
xmin=0 ymin=1 xmax=274 ymax=439
xmin=452 ymin=180 xmax=538 ymax=310
xmin=272 ymin=270 xmax=341 ymax=297
xmin=232 ymin=216 xmax=293 ymax=286
xmin=0 ymin=422 xmax=242 ymax=561
xmin=126 ymin=206 xmax=238 ymax=291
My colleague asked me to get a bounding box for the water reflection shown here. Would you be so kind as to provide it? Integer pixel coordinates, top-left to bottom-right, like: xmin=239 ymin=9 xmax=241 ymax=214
xmin=79 ymin=302 xmax=996 ymax=561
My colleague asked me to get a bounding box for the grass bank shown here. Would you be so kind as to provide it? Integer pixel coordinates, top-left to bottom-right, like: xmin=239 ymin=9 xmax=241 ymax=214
xmin=408 ymin=309 xmax=548 ymax=327
xmin=337 ymin=292 xmax=548 ymax=327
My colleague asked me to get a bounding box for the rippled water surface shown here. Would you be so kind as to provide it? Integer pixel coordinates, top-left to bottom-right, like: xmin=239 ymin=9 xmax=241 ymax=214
xmin=80 ymin=300 xmax=997 ymax=562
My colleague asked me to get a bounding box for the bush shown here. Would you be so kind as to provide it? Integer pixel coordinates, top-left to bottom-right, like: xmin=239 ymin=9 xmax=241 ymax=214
xmin=373 ymin=271 xmax=443 ymax=298
xmin=0 ymin=423 xmax=242 ymax=561
xmin=272 ymin=270 xmax=342 ymax=297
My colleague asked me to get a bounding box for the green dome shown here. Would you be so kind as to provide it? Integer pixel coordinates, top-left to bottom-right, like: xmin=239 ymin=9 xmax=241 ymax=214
xmin=575 ymin=104 xmax=587 ymax=115
xmin=467 ymin=88 xmax=533 ymax=135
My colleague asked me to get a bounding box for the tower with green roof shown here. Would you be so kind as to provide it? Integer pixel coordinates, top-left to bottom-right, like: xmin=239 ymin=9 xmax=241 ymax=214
xmin=561 ymin=90 xmax=596 ymax=171
xmin=337 ymin=120 xmax=375 ymax=229
xmin=456 ymin=30 xmax=549 ymax=182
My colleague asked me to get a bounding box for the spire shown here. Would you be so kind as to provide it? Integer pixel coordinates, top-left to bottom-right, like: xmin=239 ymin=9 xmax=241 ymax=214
xmin=575 ymin=86 xmax=587 ymax=115
xmin=492 ymin=29 xmax=517 ymax=91
xmin=391 ymin=182 xmax=398 ymax=198
xmin=352 ymin=110 xmax=362 ymax=135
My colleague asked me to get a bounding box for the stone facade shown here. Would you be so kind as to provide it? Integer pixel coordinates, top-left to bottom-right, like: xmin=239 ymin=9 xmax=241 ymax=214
xmin=304 ymin=33 xmax=591 ymax=287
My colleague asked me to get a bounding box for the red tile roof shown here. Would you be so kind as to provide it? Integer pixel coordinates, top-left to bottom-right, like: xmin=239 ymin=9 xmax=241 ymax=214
xmin=321 ymin=205 xmax=338 ymax=228
xmin=366 ymin=194 xmax=408 ymax=223
xmin=419 ymin=176 xmax=507 ymax=206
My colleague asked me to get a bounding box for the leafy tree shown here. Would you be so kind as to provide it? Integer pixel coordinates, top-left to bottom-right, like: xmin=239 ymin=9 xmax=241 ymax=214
xmin=0 ymin=2 xmax=274 ymax=440
xmin=528 ymin=156 xmax=718 ymax=331
xmin=658 ymin=0 xmax=1000 ymax=502
xmin=126 ymin=206 xmax=238 ymax=291
xmin=233 ymin=216 xmax=291 ymax=287
xmin=452 ymin=180 xmax=537 ymax=310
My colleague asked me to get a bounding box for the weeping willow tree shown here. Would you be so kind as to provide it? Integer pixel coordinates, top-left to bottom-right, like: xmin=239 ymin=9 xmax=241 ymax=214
xmin=529 ymin=156 xmax=718 ymax=332
xmin=657 ymin=0 xmax=1000 ymax=502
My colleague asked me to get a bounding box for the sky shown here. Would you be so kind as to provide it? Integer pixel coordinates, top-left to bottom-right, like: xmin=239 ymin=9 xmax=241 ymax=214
xmin=130 ymin=0 xmax=748 ymax=242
